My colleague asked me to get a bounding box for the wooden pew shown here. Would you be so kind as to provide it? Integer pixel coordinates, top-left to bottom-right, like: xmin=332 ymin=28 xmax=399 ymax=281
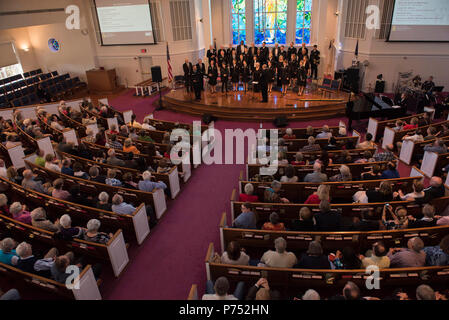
xmin=0 ymin=176 xmax=150 ymax=244
xmin=281 ymin=136 xmax=359 ymax=152
xmin=400 ymin=135 xmax=449 ymax=165
xmin=0 ymin=213 xmax=129 ymax=277
xmin=367 ymin=113 xmax=426 ymax=142
xmin=187 ymin=284 xmax=199 ymax=300
xmin=283 ymin=148 xmax=377 ymax=163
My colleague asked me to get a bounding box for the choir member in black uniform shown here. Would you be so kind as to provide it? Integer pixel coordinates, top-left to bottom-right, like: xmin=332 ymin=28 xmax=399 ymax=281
xmin=238 ymin=54 xmax=245 ymax=67
xmin=287 ymin=42 xmax=297 ymax=61
xmin=251 ymin=55 xmax=258 ymax=74
xmin=309 ymin=45 xmax=320 ymax=80
xmin=297 ymin=55 xmax=310 ymax=96
xmin=276 ymin=55 xmax=285 ymax=88
xmin=280 ymin=59 xmax=290 ymax=95
xmin=279 ymin=45 xmax=287 ymax=61
xmin=229 ymin=50 xmax=238 ymax=66
xmin=272 ymin=43 xmax=281 ymax=62
xmin=288 ymin=53 xmax=298 ymax=89
xmin=191 ymin=65 xmax=202 ymax=101
xmin=183 ymin=59 xmax=193 ymax=93
xmin=267 ymin=60 xmax=276 ymax=94
xmin=252 ymin=63 xmax=262 ymax=93
xmin=236 ymin=40 xmax=246 ymax=57
xmin=230 ymin=59 xmax=240 ymax=92
xmin=267 ymin=52 xmax=276 ymax=67
xmin=207 ymin=60 xmax=218 ymax=94
xmin=243 ymin=47 xmax=250 ymax=65
xmin=241 ymin=60 xmax=250 ymax=93
xmin=218 ymin=50 xmax=227 ymax=68
xmin=260 ymin=64 xmax=269 ymax=103
xmin=298 ymin=47 xmax=308 ymax=61
xmin=220 ymin=62 xmax=229 ymax=94
xmin=249 ymin=43 xmax=258 ymax=62
xmin=259 ymin=42 xmax=269 ymax=64
xmin=196 ymin=59 xmax=206 ymax=91
xmin=207 ymin=45 xmax=216 ymax=65
xmin=299 ymin=43 xmax=308 ymax=57
xmin=226 ymin=44 xmax=233 ymax=59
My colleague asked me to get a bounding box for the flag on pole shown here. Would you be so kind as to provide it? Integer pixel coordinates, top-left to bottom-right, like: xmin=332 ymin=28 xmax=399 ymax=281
xmin=166 ymin=42 xmax=173 ymax=83
xmin=355 ymin=39 xmax=359 ymax=57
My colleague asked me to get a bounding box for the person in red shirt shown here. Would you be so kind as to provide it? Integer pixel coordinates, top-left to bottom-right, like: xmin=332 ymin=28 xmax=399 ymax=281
xmin=262 ymin=212 xmax=285 ymax=231
xmin=239 ymin=183 xmax=259 ymax=202
xmin=305 ymin=184 xmax=330 ymax=204
xmin=282 ymin=128 xmax=296 ymax=140
xmin=402 ymin=117 xmax=419 ymax=131
xmin=291 ymin=152 xmax=305 ymax=166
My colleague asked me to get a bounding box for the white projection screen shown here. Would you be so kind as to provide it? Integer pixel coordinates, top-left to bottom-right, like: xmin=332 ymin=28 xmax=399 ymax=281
xmin=94 ymin=0 xmax=155 ymax=45
xmin=388 ymin=0 xmax=449 ymax=41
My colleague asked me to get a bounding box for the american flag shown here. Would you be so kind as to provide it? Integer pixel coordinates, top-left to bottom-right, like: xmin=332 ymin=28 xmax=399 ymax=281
xmin=166 ymin=42 xmax=173 ymax=83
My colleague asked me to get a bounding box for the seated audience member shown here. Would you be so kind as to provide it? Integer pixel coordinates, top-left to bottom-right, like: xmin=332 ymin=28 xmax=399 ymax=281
xmin=424 ymin=138 xmax=447 ymax=154
xmin=315 ymin=150 xmax=332 ymax=169
xmin=392 ymin=120 xmax=403 ymax=131
xmin=221 ymin=241 xmax=250 ymax=265
xmin=59 ymin=214 xmax=83 ymax=240
xmin=93 ymin=150 xmax=107 ymax=164
xmin=73 ymin=162 xmax=89 ymax=180
xmin=301 ymin=126 xmax=315 ymax=139
xmin=122 ymin=173 xmax=138 ymax=190
xmin=366 ymin=181 xmax=393 ymax=203
xmin=95 ymin=132 xmax=106 ymax=146
xmin=34 ymin=150 xmax=46 ymax=167
xmin=156 ymin=158 xmax=171 ymax=174
xmin=138 ymin=171 xmax=167 ymax=192
xmin=21 ymin=170 xmax=46 ymax=194
xmin=382 ymin=204 xmax=409 ymax=230
xmin=387 ymin=237 xmax=426 ymax=268
xmin=282 ymin=128 xmax=296 ymax=140
xmin=361 ymin=241 xmax=390 ymax=268
xmin=280 ymin=165 xmax=298 ymax=183
xmin=239 ymin=183 xmax=259 ymax=202
xmin=402 ymin=129 xmax=424 ymax=143
xmin=330 ymin=281 xmax=363 ymax=300
xmin=262 ymin=212 xmax=285 ymax=231
xmin=424 ymin=126 xmax=437 ymax=141
xmin=0 ymin=238 xmax=17 ymax=265
xmin=233 ymin=203 xmax=257 ymax=229
xmin=424 ymin=235 xmax=449 ymax=266
xmin=291 ymin=207 xmax=315 ymax=231
xmin=51 ymin=179 xmax=71 ymax=201
xmin=106 ymin=149 xmax=125 ymax=167
xmin=395 ymin=180 xmax=425 ymax=201
xmin=118 ymin=125 xmax=129 ymax=138
xmin=123 ymin=138 xmax=140 ymax=155
xmin=338 ymin=126 xmax=347 ymax=137
xmin=142 ymin=118 xmax=156 ymax=131
xmin=381 ymin=162 xmax=400 ymax=179
xmin=277 ymin=151 xmax=289 ymax=166
xmin=51 ymin=253 xmax=100 ymax=284
xmin=316 ymin=125 xmax=332 ymax=139
xmin=264 ymin=180 xmax=289 ymax=203
xmin=6 ymin=166 xmax=22 ymax=185
xmin=30 ymin=207 xmax=59 ymax=232
xmin=301 ymin=289 xmax=320 ymax=301
xmin=361 ymin=165 xmax=382 ymax=180
xmin=300 ymin=136 xmax=321 ymax=153
xmin=108 ymin=134 xmax=123 ymax=150
xmin=402 ymin=117 xmax=419 ymax=131
xmin=418 ymin=112 xmax=431 ymax=126
xmin=245 ymin=278 xmax=280 ymax=300
xmin=355 ymin=150 xmax=374 ymax=164
xmin=105 ymin=169 xmax=122 ymax=187
xmin=89 ymin=166 xmax=106 ymax=184
xmin=202 ymin=276 xmax=244 ymax=300
xmin=315 ymin=200 xmax=340 ymax=231
xmin=295 ymin=241 xmax=330 ymax=269
xmin=303 ymin=163 xmax=327 ymax=183
xmin=305 ymin=184 xmax=330 ymax=204
xmin=291 ymin=152 xmax=305 ymax=166
xmin=420 ymin=176 xmax=445 ymax=203
xmin=96 ymin=192 xmax=112 ymax=211
xmin=138 ymin=130 xmax=154 ymax=143
xmin=373 ymin=144 xmax=395 ymax=162
xmin=0 ymin=194 xmax=9 ymax=216
xmin=416 ymin=285 xmax=436 ymax=301
xmin=44 ymin=154 xmax=61 ymax=172
xmin=334 ymin=150 xmax=352 ymax=164
xmin=260 ymin=237 xmax=297 ymax=268
xmin=111 ymin=194 xmax=136 ymax=216
xmin=83 ymin=219 xmax=112 ymax=244
xmin=324 ymin=136 xmax=339 ymax=151
xmin=107 ymin=124 xmax=119 ymax=135
xmin=330 ymin=246 xmax=362 ymax=269
xmin=84 ymin=128 xmax=96 ymax=143
xmin=352 ymin=208 xmax=380 ymax=231
xmin=12 ymin=242 xmax=57 ymax=278
xmin=77 ymin=143 xmax=93 ymax=160
xmin=356 ymin=133 xmax=376 ymax=149
xmin=61 ymin=159 xmax=74 ymax=176
xmin=330 ymin=165 xmax=352 ymax=182
xmin=407 ymin=204 xmax=437 ymax=228
xmin=130 ymin=114 xmax=142 ymax=129
xmin=9 ymin=202 xmax=31 ymax=225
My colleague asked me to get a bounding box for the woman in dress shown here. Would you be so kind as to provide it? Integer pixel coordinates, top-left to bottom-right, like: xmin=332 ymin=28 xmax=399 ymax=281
xmin=276 ymin=55 xmax=284 ymax=88
xmin=267 ymin=60 xmax=276 ymax=94
xmin=288 ymin=53 xmax=298 ymax=89
xmin=207 ymin=59 xmax=218 ymax=94
xmin=220 ymin=62 xmax=229 ymax=94
xmin=230 ymin=59 xmax=240 ymax=92
xmin=280 ymin=59 xmax=290 ymax=96
xmin=252 ymin=62 xmax=261 ymax=93
xmin=297 ymin=55 xmax=309 ymax=96
xmin=241 ymin=60 xmax=250 ymax=93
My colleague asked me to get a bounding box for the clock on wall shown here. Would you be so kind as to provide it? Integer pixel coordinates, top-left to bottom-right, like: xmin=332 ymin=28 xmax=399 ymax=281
xmin=48 ymin=38 xmax=60 ymax=52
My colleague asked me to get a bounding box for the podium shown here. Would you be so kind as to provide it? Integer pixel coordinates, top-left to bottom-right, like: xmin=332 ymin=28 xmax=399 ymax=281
xmin=86 ymin=68 xmax=118 ymax=93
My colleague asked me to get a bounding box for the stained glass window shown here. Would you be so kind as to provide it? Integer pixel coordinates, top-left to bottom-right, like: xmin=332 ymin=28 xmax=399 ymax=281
xmin=254 ymin=0 xmax=288 ymax=45
xmin=231 ymin=0 xmax=246 ymax=45
xmin=295 ymin=0 xmax=312 ymax=44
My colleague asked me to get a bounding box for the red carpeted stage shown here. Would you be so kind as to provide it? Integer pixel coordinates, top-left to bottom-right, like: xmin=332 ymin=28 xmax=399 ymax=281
xmin=162 ymin=85 xmax=350 ymax=121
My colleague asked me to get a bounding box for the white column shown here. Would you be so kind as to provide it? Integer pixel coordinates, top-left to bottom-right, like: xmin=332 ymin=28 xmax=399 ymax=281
xmin=286 ymin=0 xmax=297 ymax=44
xmin=246 ymin=0 xmax=254 ymax=44
xmin=202 ymin=0 xmax=213 ymax=48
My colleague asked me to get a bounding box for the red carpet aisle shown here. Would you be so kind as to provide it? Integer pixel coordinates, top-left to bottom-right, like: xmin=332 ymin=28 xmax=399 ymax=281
xmin=101 ymin=89 xmax=412 ymax=299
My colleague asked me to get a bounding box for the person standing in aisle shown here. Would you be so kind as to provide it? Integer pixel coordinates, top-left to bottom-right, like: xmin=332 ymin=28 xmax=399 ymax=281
xmin=310 ymin=45 xmax=320 ymax=80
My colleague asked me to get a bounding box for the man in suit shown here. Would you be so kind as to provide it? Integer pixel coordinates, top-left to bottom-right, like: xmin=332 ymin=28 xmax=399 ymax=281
xmin=196 ymin=59 xmax=206 ymax=91
xmin=191 ymin=65 xmax=202 ymax=101
xmin=206 ymin=45 xmax=216 ymax=65
xmin=310 ymin=45 xmax=320 ymax=80
xmin=249 ymin=42 xmax=258 ymax=61
xmin=272 ymin=43 xmax=280 ymax=61
xmin=182 ymin=59 xmax=193 ymax=92
xmin=287 ymin=42 xmax=297 ymax=61
xmin=260 ymin=64 xmax=269 ymax=103
xmin=236 ymin=40 xmax=246 ymax=56
xmin=259 ymin=42 xmax=269 ymax=64
xmin=279 ymin=45 xmax=287 ymax=61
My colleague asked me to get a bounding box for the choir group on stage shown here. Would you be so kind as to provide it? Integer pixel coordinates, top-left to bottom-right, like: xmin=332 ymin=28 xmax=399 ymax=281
xmin=182 ymin=40 xmax=320 ymax=102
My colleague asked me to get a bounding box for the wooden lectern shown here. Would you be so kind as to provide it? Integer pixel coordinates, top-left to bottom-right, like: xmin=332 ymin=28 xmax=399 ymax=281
xmin=86 ymin=68 xmax=118 ymax=93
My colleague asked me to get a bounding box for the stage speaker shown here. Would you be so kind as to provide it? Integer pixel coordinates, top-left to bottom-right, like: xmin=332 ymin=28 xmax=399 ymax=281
xmin=273 ymin=116 xmax=288 ymax=128
xmin=202 ymin=113 xmax=216 ymax=125
xmin=151 ymin=66 xmax=162 ymax=82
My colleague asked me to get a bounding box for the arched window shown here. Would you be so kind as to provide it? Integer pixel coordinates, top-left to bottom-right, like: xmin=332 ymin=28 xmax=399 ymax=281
xmin=254 ymin=0 xmax=288 ymax=45
xmin=231 ymin=0 xmax=246 ymax=44
xmin=295 ymin=0 xmax=312 ymax=44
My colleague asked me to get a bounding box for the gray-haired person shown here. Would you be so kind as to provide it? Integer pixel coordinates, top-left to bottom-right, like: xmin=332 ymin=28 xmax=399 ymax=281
xmin=260 ymin=237 xmax=297 ymax=268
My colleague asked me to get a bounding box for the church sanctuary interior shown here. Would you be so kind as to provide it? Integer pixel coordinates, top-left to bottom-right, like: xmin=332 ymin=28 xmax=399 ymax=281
xmin=1 ymin=0 xmax=449 ymax=305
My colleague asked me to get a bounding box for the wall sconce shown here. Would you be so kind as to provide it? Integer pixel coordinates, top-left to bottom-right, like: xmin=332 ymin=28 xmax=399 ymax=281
xmin=22 ymin=47 xmax=30 ymax=52
xmin=334 ymin=11 xmax=340 ymax=16
xmin=198 ymin=18 xmax=203 ymax=23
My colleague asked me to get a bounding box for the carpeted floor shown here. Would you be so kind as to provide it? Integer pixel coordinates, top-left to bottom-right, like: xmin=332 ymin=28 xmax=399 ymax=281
xmin=100 ymin=89 xmax=415 ymax=299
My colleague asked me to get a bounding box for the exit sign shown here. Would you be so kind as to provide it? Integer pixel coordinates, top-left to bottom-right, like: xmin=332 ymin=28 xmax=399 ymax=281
xmin=141 ymin=49 xmax=147 ymax=53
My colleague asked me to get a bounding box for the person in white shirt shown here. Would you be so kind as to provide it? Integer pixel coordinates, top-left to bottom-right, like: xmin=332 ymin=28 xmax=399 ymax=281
xmin=202 ymin=277 xmax=244 ymax=300
xmin=141 ymin=119 xmax=156 ymax=131
xmin=260 ymin=237 xmax=297 ymax=268
xmin=44 ymin=154 xmax=61 ymax=172
xmin=0 ymin=159 xmax=7 ymax=178
xmin=221 ymin=241 xmax=250 ymax=265
xmin=395 ymin=180 xmax=425 ymax=201
xmin=356 ymin=133 xmax=376 ymax=149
